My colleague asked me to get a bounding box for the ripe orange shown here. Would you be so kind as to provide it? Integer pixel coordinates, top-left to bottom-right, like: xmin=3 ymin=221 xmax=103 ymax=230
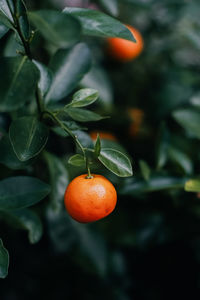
xmin=107 ymin=25 xmax=144 ymax=62
xmin=64 ymin=174 xmax=117 ymax=223
xmin=128 ymin=108 xmax=144 ymax=137
xmin=90 ymin=130 xmax=117 ymax=141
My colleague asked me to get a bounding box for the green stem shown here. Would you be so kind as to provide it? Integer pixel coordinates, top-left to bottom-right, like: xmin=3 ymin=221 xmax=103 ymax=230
xmin=43 ymin=110 xmax=92 ymax=178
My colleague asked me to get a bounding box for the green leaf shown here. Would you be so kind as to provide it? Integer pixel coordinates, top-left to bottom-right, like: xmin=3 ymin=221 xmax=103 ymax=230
xmin=0 ymin=56 xmax=39 ymax=112
xmin=0 ymin=135 xmax=34 ymax=169
xmin=29 ymin=10 xmax=81 ymax=48
xmin=94 ymin=134 xmax=101 ymax=157
xmin=168 ymin=146 xmax=193 ymax=175
xmin=44 ymin=152 xmax=69 ymax=212
xmin=0 ymin=239 xmax=9 ymax=278
xmin=139 ymin=160 xmax=151 ymax=181
xmin=63 ymin=7 xmax=135 ymax=41
xmin=185 ymin=179 xmax=200 ymax=192
xmin=9 ymin=116 xmax=49 ymax=161
xmin=0 ymin=209 xmax=43 ymax=244
xmin=66 ymin=107 xmax=106 ymax=122
xmin=70 ymin=88 xmax=99 ymax=108
xmin=68 ymin=154 xmax=85 ymax=167
xmin=33 ymin=60 xmax=53 ymax=97
xmin=0 ymin=22 xmax=8 ymax=38
xmin=99 ymin=0 xmax=119 ymax=16
xmin=0 ymin=176 xmax=50 ymax=210
xmin=46 ymin=43 xmax=91 ymax=103
xmin=99 ymin=148 xmax=133 ymax=177
xmin=52 ymin=121 xmax=86 ymax=138
xmin=81 ymin=66 xmax=113 ymax=109
xmin=15 ymin=0 xmax=30 ymax=40
xmin=120 ymin=176 xmax=187 ymax=195
xmin=156 ymin=123 xmax=170 ymax=169
xmin=173 ymin=108 xmax=200 ymax=139
xmin=0 ymin=0 xmax=14 ymax=22
xmin=0 ymin=11 xmax=13 ymax=29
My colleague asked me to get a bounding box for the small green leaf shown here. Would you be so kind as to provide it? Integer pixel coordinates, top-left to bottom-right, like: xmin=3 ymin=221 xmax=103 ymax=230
xmin=33 ymin=60 xmax=53 ymax=97
xmin=63 ymin=7 xmax=135 ymax=41
xmin=0 ymin=56 xmax=39 ymax=112
xmin=139 ymin=160 xmax=151 ymax=181
xmin=70 ymin=88 xmax=99 ymax=108
xmin=185 ymin=179 xmax=200 ymax=192
xmin=68 ymin=154 xmax=85 ymax=167
xmin=66 ymin=107 xmax=106 ymax=122
xmin=94 ymin=134 xmax=101 ymax=157
xmin=46 ymin=43 xmax=91 ymax=103
xmin=29 ymin=10 xmax=81 ymax=48
xmin=99 ymin=148 xmax=133 ymax=177
xmin=0 ymin=239 xmax=9 ymax=278
xmin=173 ymin=108 xmax=200 ymax=139
xmin=0 ymin=176 xmax=50 ymax=210
xmin=9 ymin=116 xmax=49 ymax=161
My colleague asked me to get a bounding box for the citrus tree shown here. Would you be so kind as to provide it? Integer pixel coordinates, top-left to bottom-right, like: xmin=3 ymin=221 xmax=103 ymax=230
xmin=1 ymin=0 xmax=200 ymax=299
xmin=0 ymin=0 xmax=135 ymax=278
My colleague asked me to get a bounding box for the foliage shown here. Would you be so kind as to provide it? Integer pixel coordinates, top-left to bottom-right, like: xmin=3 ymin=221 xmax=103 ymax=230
xmin=0 ymin=0 xmax=200 ymax=299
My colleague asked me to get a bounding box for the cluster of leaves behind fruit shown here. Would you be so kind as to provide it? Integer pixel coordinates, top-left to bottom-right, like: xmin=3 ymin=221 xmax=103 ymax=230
xmin=0 ymin=0 xmax=136 ymax=278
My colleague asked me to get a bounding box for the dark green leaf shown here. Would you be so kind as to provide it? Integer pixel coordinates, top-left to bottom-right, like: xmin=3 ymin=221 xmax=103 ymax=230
xmin=94 ymin=134 xmax=101 ymax=157
xmin=66 ymin=107 xmax=106 ymax=122
xmin=139 ymin=160 xmax=151 ymax=181
xmin=46 ymin=43 xmax=91 ymax=102
xmin=0 ymin=11 xmax=14 ymax=29
xmin=68 ymin=154 xmax=85 ymax=167
xmin=0 ymin=209 xmax=43 ymax=244
xmin=0 ymin=176 xmax=50 ymax=210
xmin=70 ymin=88 xmax=99 ymax=108
xmin=44 ymin=152 xmax=69 ymax=212
xmin=33 ymin=60 xmax=53 ymax=97
xmin=156 ymin=123 xmax=170 ymax=169
xmin=185 ymin=179 xmax=200 ymax=192
xmin=120 ymin=176 xmax=187 ymax=195
xmin=0 ymin=0 xmax=14 ymax=22
xmin=0 ymin=56 xmax=39 ymax=112
xmin=63 ymin=7 xmax=135 ymax=41
xmin=0 ymin=22 xmax=8 ymax=38
xmin=0 ymin=239 xmax=9 ymax=278
xmin=81 ymin=66 xmax=113 ymax=109
xmin=0 ymin=135 xmax=34 ymax=169
xmin=173 ymin=108 xmax=200 ymax=139
xmin=9 ymin=117 xmax=49 ymax=161
xmin=99 ymin=148 xmax=133 ymax=177
xmin=29 ymin=10 xmax=81 ymax=48
xmin=168 ymin=146 xmax=193 ymax=175
xmin=16 ymin=0 xmax=30 ymax=40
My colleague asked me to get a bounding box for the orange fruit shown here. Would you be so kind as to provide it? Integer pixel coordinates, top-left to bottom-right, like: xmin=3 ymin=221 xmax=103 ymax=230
xmin=107 ymin=25 xmax=144 ymax=62
xmin=64 ymin=174 xmax=117 ymax=223
xmin=90 ymin=130 xmax=117 ymax=141
xmin=128 ymin=108 xmax=144 ymax=137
